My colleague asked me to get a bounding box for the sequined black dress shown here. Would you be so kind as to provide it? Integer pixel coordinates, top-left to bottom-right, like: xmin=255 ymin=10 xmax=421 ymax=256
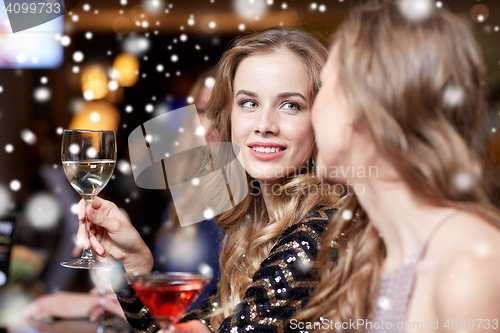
xmin=110 ymin=203 xmax=339 ymax=333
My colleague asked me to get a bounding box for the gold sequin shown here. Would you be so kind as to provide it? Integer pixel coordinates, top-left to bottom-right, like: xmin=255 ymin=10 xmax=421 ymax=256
xmin=124 ymin=306 xmax=149 ymax=320
xmin=117 ymin=294 xmax=138 ymax=304
xmin=132 ymin=322 xmax=159 ymax=333
xmin=258 ymin=317 xmax=285 ymax=333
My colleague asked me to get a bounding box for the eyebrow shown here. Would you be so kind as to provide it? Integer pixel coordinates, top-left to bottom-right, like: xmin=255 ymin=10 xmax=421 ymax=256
xmin=235 ymin=90 xmax=307 ymax=102
xmin=277 ymin=92 xmax=307 ymax=102
xmin=235 ymin=90 xmax=257 ymax=98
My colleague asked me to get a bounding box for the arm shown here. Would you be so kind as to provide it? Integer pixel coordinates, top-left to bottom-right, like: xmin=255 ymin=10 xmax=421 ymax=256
xmin=109 ymin=263 xmax=161 ymax=333
xmin=435 ymin=254 xmax=500 ymax=332
xmin=77 ymin=197 xmax=154 ymax=276
xmin=103 ymin=203 xmax=336 ymax=333
xmin=22 ymin=292 xmax=100 ymax=320
xmin=76 ymin=197 xmax=157 ymax=332
xmin=217 ymin=210 xmax=334 ymax=333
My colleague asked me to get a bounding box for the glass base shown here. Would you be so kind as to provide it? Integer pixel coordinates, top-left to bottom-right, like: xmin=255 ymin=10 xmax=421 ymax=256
xmin=60 ymin=258 xmax=113 ymax=269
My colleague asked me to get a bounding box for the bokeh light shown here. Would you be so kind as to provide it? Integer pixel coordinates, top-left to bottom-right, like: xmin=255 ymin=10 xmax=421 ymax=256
xmin=233 ymin=0 xmax=268 ymax=20
xmin=81 ymin=65 xmax=109 ymax=100
xmin=113 ymin=16 xmax=132 ymax=35
xmin=113 ymin=53 xmax=140 ymax=87
xmin=471 ymin=4 xmax=489 ymax=23
xmin=69 ymin=101 xmax=121 ymax=132
xmin=25 ymin=193 xmax=61 ymax=230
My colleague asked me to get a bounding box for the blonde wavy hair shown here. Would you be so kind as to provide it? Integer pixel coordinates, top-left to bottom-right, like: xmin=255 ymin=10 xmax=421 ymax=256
xmin=297 ymin=2 xmax=500 ymax=331
xmin=203 ymin=26 xmax=341 ymax=329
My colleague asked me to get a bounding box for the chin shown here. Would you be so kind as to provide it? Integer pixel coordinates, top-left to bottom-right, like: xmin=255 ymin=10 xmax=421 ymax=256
xmin=247 ymin=167 xmax=281 ymax=183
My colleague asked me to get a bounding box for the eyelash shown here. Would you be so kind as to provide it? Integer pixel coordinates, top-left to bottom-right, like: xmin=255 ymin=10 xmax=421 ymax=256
xmin=239 ymin=99 xmax=302 ymax=111
xmin=240 ymin=99 xmax=258 ymax=108
xmin=282 ymin=101 xmax=301 ymax=111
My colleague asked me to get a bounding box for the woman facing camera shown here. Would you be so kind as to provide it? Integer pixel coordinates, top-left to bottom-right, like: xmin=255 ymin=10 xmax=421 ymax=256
xmin=299 ymin=1 xmax=500 ymax=332
xmin=76 ymin=27 xmax=343 ymax=333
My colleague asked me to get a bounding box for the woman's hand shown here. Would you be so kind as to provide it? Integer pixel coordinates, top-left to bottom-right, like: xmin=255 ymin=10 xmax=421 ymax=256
xmin=77 ymin=197 xmax=154 ymax=275
xmin=174 ymin=320 xmax=212 ymax=333
xmin=26 ymin=317 xmax=100 ymax=333
xmin=88 ymin=288 xmax=127 ymax=322
xmin=22 ymin=291 xmax=99 ymax=320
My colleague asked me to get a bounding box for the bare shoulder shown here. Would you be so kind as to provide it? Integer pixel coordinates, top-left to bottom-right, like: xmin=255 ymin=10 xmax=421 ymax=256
xmin=432 ymin=211 xmax=500 ymax=320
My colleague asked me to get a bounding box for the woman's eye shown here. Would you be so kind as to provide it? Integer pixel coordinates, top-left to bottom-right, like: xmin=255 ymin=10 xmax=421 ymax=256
xmin=282 ymin=102 xmax=301 ymax=111
xmin=241 ymin=100 xmax=258 ymax=108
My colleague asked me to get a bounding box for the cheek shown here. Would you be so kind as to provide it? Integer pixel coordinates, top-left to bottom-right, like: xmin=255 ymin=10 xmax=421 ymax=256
xmin=230 ymin=112 xmax=241 ymax=143
xmin=297 ymin=125 xmax=315 ymax=148
xmin=285 ymin=117 xmax=315 ymax=156
xmin=230 ymin=112 xmax=252 ymax=150
xmin=313 ymin=92 xmax=351 ymax=165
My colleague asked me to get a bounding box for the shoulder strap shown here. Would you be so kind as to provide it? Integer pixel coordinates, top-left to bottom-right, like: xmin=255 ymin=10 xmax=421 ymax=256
xmin=412 ymin=210 xmax=459 ymax=262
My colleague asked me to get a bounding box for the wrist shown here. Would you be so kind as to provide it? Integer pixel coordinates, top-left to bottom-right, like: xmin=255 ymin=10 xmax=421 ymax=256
xmin=122 ymin=246 xmax=154 ymax=276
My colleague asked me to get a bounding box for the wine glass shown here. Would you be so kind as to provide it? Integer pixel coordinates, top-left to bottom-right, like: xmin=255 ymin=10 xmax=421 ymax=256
xmin=60 ymin=129 xmax=117 ymax=269
xmin=128 ymin=272 xmax=211 ymax=333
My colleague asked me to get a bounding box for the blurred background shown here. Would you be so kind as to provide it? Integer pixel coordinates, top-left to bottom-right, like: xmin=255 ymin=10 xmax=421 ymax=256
xmin=1 ymin=0 xmax=500 ymax=328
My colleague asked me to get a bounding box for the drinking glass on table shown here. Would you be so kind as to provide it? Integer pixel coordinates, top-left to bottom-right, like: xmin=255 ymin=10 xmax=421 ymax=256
xmin=61 ymin=129 xmax=116 ymax=269
xmin=90 ymin=267 xmax=113 ymax=332
xmin=128 ymin=272 xmax=211 ymax=333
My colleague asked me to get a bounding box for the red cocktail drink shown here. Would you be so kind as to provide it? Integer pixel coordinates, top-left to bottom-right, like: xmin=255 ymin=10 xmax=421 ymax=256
xmin=129 ymin=272 xmax=210 ymax=332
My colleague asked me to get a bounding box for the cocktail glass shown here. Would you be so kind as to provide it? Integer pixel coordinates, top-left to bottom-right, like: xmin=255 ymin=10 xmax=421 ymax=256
xmin=128 ymin=272 xmax=210 ymax=333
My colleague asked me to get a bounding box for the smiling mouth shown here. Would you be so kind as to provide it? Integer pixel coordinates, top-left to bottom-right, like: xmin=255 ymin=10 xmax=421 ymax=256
xmin=247 ymin=145 xmax=287 ymax=161
xmin=250 ymin=146 xmax=287 ymax=154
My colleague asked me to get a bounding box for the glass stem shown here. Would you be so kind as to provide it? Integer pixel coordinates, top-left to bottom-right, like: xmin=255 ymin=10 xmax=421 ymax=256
xmin=96 ymin=292 xmax=105 ymax=333
xmin=82 ymin=199 xmax=94 ymax=261
xmin=159 ymin=322 xmax=175 ymax=333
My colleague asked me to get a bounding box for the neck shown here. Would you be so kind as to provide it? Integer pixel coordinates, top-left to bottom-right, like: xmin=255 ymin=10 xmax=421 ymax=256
xmin=259 ymin=179 xmax=282 ymax=218
xmin=354 ymin=177 xmax=455 ymax=273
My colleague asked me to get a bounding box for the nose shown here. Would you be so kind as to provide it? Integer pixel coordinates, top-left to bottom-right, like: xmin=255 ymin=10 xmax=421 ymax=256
xmin=253 ymin=107 xmax=279 ymax=136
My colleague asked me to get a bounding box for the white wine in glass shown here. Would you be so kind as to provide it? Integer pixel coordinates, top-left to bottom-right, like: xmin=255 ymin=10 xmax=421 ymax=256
xmin=62 ymin=160 xmax=116 ymax=202
xmin=61 ymin=130 xmax=117 ymax=269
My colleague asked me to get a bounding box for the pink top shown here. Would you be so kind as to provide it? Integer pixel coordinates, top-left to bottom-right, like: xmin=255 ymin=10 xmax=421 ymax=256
xmin=366 ymin=211 xmax=458 ymax=333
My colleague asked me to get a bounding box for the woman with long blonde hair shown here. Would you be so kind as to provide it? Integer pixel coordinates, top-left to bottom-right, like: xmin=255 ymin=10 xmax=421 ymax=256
xmin=75 ymin=26 xmax=343 ymax=333
xmin=298 ymin=1 xmax=500 ymax=332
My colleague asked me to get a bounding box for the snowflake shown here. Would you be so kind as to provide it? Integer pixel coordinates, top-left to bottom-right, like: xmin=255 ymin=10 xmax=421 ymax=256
xmin=398 ymin=0 xmax=433 ymax=22
xmin=73 ymin=51 xmax=84 ymax=63
xmin=10 ymin=180 xmax=21 ymax=191
xmin=341 ymin=209 xmax=353 ymax=221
